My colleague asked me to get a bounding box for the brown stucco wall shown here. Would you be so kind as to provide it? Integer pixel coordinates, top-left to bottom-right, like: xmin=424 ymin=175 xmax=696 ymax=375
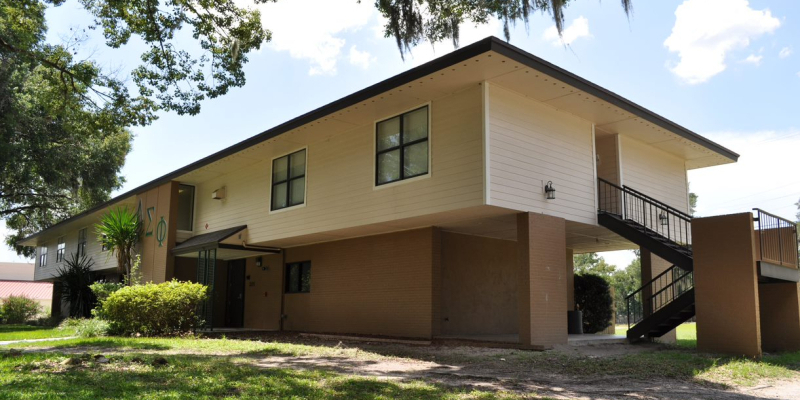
xmin=282 ymin=228 xmax=435 ymax=338
xmin=243 ymin=254 xmax=283 ymax=331
xmin=693 ymin=213 xmax=762 ymax=357
xmin=137 ymin=181 xmax=179 ymax=283
xmin=517 ymin=212 xmax=567 ymax=348
xmin=759 ymin=282 xmax=800 ymax=352
xmin=439 ymin=232 xmax=517 ymax=336
xmin=640 ymin=248 xmax=677 ymax=343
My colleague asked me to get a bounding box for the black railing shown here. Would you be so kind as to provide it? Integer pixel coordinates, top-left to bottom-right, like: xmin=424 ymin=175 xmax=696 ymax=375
xmin=598 ymin=178 xmax=693 ymax=252
xmin=753 ymin=208 xmax=799 ymax=268
xmin=626 ymin=265 xmax=693 ymax=328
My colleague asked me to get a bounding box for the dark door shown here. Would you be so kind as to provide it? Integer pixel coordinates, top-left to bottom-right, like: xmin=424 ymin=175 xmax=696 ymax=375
xmin=225 ymin=259 xmax=246 ymax=328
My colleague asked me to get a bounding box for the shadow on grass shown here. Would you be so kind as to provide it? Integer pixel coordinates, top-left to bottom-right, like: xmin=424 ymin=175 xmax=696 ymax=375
xmin=0 ymin=352 xmax=525 ymax=400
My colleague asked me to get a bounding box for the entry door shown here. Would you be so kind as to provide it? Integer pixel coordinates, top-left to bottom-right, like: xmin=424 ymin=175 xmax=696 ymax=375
xmin=225 ymin=259 xmax=246 ymax=328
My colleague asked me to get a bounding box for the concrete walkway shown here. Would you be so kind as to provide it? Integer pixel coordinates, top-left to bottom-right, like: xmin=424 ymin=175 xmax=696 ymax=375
xmin=0 ymin=336 xmax=77 ymax=346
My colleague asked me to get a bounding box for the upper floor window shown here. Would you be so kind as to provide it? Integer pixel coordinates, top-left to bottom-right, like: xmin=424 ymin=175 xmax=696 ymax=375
xmin=39 ymin=245 xmax=47 ymax=267
xmin=56 ymin=237 xmax=65 ymax=262
xmin=77 ymin=228 xmax=87 ymax=258
xmin=271 ymin=149 xmax=306 ymax=211
xmin=376 ymin=106 xmax=429 ymax=186
xmin=177 ymin=184 xmax=196 ymax=231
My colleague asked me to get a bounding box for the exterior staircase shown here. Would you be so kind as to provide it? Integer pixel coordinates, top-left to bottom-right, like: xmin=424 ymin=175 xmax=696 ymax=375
xmin=597 ymin=178 xmax=695 ymax=342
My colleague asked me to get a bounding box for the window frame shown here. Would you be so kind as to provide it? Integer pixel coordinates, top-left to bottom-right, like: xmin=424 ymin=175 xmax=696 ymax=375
xmin=56 ymin=236 xmax=65 ymax=263
xmin=176 ymin=183 xmax=196 ymax=232
xmin=269 ymin=148 xmax=308 ymax=213
xmin=39 ymin=244 xmax=47 ymax=267
xmin=77 ymin=227 xmax=87 ymax=258
xmin=284 ymin=261 xmax=311 ymax=294
xmin=374 ymin=104 xmax=431 ymax=188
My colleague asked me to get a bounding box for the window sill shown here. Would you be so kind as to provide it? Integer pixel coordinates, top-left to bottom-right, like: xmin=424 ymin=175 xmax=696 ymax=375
xmin=373 ymin=172 xmax=431 ymax=191
xmin=268 ymin=202 xmax=307 ymax=215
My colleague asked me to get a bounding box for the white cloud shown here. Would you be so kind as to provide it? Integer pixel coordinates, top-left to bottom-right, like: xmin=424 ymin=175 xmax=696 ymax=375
xmin=688 ymin=130 xmax=800 ymax=221
xmin=742 ymin=54 xmax=763 ymax=66
xmin=349 ymin=45 xmax=375 ymax=70
xmin=0 ymin=220 xmax=33 ymax=263
xmin=664 ymin=0 xmax=780 ymax=84
xmin=779 ymin=47 xmax=792 ymax=59
xmin=239 ymin=0 xmax=375 ymax=76
xmin=543 ymin=16 xmax=591 ymax=46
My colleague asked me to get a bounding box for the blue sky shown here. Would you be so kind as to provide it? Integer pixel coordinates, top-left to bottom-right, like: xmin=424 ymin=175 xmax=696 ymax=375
xmin=2 ymin=0 xmax=799 ymax=266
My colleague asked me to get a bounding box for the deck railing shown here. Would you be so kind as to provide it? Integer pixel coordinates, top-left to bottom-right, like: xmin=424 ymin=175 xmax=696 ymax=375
xmin=626 ymin=265 xmax=693 ymax=328
xmin=598 ymin=178 xmax=693 ymax=251
xmin=753 ymin=208 xmax=799 ymax=269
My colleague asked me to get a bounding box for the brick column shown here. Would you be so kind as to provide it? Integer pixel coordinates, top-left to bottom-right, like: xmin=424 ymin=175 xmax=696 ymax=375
xmin=566 ymin=248 xmax=575 ymax=312
xmin=517 ymin=212 xmax=567 ymax=349
xmin=693 ymin=213 xmax=761 ymax=357
xmin=640 ymin=248 xmax=677 ymax=343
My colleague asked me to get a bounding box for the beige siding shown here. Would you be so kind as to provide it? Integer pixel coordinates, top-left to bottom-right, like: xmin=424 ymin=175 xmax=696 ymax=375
xmin=620 ymin=135 xmax=689 ymax=213
xmin=192 ymin=86 xmax=485 ymax=244
xmin=488 ymin=84 xmax=596 ymax=225
xmin=33 ymin=227 xmax=117 ymax=281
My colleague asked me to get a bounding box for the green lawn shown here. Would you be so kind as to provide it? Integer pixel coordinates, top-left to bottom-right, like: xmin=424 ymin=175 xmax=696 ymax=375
xmin=614 ymin=322 xmax=697 ymax=347
xmin=0 ymin=325 xmax=76 ymax=342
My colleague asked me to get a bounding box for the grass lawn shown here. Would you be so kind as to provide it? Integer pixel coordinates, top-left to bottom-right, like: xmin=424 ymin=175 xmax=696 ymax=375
xmin=614 ymin=322 xmax=697 ymax=347
xmin=0 ymin=325 xmax=75 ymax=342
xmin=1 ymin=330 xmax=798 ymax=398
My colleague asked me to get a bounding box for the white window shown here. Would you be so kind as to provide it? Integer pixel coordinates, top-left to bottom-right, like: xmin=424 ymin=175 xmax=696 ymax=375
xmin=77 ymin=228 xmax=87 ymax=258
xmin=56 ymin=237 xmax=65 ymax=262
xmin=177 ymin=184 xmax=195 ymax=231
xmin=271 ymin=149 xmax=306 ymax=211
xmin=375 ymin=106 xmax=429 ymax=186
xmin=39 ymin=245 xmax=47 ymax=267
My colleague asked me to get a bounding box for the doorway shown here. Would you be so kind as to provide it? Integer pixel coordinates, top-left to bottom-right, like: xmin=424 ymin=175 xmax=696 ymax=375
xmin=225 ymin=259 xmax=246 ymax=328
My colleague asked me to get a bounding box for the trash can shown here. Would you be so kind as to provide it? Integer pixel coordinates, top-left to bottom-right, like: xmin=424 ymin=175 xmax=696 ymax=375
xmin=568 ymin=310 xmax=583 ymax=334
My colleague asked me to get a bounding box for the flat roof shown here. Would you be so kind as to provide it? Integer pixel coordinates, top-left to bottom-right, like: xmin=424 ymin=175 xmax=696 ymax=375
xmin=20 ymin=36 xmax=738 ymax=245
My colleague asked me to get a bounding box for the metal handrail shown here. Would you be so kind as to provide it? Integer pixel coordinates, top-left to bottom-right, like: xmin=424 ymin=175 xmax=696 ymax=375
xmin=625 ymin=264 xmax=693 ymax=328
xmin=597 ymin=178 xmax=693 ymax=251
xmin=753 ymin=208 xmax=799 ymax=268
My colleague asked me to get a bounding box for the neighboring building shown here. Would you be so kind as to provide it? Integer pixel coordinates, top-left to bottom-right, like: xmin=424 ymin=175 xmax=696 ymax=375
xmin=18 ymin=37 xmax=799 ymax=355
xmin=0 ymin=262 xmax=53 ymax=314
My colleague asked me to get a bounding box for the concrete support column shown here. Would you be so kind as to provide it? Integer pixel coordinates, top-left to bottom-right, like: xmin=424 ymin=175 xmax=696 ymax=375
xmin=566 ymin=248 xmax=575 ymax=312
xmin=640 ymin=248 xmax=677 ymax=343
xmin=517 ymin=212 xmax=567 ymax=349
xmin=759 ymin=282 xmax=800 ymax=352
xmin=693 ymin=213 xmax=762 ymax=357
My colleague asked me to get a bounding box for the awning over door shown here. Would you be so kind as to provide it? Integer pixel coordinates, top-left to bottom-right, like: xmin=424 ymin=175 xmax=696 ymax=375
xmin=171 ymin=225 xmax=280 ymax=260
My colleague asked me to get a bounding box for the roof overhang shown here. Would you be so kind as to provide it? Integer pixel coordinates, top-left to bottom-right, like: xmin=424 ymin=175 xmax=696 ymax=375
xmin=20 ymin=36 xmax=737 ymax=245
xmin=172 ymin=226 xmax=280 ymax=260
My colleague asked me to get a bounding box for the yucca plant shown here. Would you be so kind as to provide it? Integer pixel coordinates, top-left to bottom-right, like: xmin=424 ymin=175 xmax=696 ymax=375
xmin=56 ymin=254 xmax=97 ymax=318
xmin=96 ymin=206 xmax=141 ymax=284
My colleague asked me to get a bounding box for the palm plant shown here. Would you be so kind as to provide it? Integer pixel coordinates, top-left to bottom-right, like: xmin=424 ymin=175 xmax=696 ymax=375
xmin=96 ymin=206 xmax=141 ymax=284
xmin=56 ymin=253 xmax=97 ymax=318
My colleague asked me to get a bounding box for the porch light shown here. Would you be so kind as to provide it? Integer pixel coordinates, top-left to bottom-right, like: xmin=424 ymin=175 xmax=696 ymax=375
xmin=659 ymin=212 xmax=669 ymax=226
xmin=544 ymin=181 xmax=556 ymax=200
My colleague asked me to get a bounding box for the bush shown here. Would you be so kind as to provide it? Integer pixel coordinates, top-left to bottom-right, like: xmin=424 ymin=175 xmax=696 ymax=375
xmin=1 ymin=295 xmax=42 ymax=324
xmin=574 ymin=273 xmax=614 ymax=333
xmin=59 ymin=318 xmax=109 ymax=338
xmin=101 ymin=280 xmax=208 ymax=336
xmin=89 ymin=281 xmax=124 ymax=319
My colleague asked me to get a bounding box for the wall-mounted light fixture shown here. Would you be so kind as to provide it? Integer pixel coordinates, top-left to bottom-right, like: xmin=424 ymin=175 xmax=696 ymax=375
xmin=544 ymin=181 xmax=556 ymax=200
xmin=659 ymin=212 xmax=669 ymax=226
xmin=212 ymin=187 xmax=226 ymax=200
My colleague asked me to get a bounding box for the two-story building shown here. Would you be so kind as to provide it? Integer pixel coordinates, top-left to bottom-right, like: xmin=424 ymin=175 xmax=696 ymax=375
xmin=20 ymin=37 xmax=800 ymax=355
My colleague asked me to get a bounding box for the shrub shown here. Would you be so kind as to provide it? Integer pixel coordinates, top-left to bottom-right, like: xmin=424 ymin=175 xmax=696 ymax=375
xmin=1 ymin=295 xmax=42 ymax=324
xmin=101 ymin=280 xmax=208 ymax=336
xmin=56 ymin=254 xmax=97 ymax=318
xmin=574 ymin=273 xmax=614 ymax=333
xmin=89 ymin=281 xmax=124 ymax=319
xmin=59 ymin=318 xmax=109 ymax=338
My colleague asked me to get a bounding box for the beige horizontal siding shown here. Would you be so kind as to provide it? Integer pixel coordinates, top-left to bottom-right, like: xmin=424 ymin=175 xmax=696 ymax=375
xmin=34 ymin=226 xmax=117 ymax=281
xmin=620 ymin=135 xmax=689 ymax=213
xmin=191 ymin=86 xmax=485 ymax=244
xmin=488 ymin=84 xmax=596 ymax=224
